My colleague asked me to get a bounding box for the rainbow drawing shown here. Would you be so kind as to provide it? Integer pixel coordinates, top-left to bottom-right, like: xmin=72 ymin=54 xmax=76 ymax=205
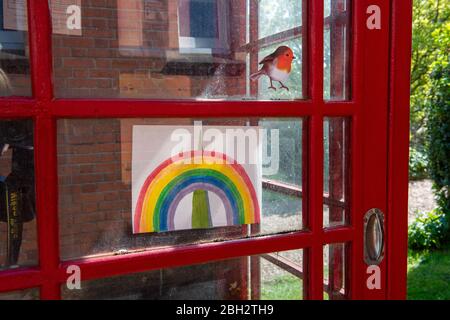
xmin=134 ymin=150 xmax=260 ymax=233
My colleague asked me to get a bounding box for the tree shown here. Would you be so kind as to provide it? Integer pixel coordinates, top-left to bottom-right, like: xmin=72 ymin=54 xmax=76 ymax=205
xmin=409 ymin=62 xmax=449 ymax=250
xmin=408 ymin=0 xmax=449 ymax=249
xmin=426 ymin=63 xmax=449 ymax=217
xmin=409 ymin=0 xmax=449 ymax=179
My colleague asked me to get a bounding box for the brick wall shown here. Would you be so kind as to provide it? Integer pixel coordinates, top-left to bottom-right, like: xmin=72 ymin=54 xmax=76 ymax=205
xmin=53 ymin=0 xmax=248 ymax=98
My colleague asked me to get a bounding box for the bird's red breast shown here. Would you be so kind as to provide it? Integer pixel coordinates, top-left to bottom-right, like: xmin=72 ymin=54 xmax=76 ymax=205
xmin=275 ymin=47 xmax=295 ymax=73
xmin=259 ymin=46 xmax=295 ymax=73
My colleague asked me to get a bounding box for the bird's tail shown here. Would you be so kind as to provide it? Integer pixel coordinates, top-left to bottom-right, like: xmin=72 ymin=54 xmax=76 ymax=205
xmin=250 ymin=70 xmax=264 ymax=82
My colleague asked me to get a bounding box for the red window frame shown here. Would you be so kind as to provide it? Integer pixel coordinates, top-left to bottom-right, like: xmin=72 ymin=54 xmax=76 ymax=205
xmin=0 ymin=0 xmax=412 ymax=300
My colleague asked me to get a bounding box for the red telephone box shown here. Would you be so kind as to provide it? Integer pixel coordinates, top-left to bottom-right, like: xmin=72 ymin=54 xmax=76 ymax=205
xmin=0 ymin=0 xmax=412 ymax=300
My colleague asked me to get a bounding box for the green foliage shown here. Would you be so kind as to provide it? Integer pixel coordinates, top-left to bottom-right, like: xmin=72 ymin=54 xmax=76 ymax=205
xmin=409 ymin=146 xmax=428 ymax=180
xmin=425 ymin=63 xmax=450 ymax=218
xmin=410 ymin=0 xmax=450 ymax=178
xmin=409 ymin=208 xmax=448 ymax=250
xmin=408 ymin=1 xmax=450 ymax=249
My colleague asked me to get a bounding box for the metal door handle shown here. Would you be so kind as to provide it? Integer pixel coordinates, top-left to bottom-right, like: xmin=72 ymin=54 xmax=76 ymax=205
xmin=364 ymin=208 xmax=385 ymax=265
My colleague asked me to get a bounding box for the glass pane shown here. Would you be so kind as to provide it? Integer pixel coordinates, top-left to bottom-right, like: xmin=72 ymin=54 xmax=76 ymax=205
xmin=62 ymin=249 xmax=304 ymax=300
xmin=0 ymin=119 xmax=37 ymax=269
xmin=51 ymin=0 xmax=305 ymax=100
xmin=324 ymin=0 xmax=351 ymax=100
xmin=0 ymin=0 xmax=32 ymax=96
xmin=323 ymin=243 xmax=347 ymax=300
xmin=0 ymin=287 xmax=39 ymax=300
xmin=57 ymin=118 xmax=304 ymax=260
xmin=261 ymin=119 xmax=302 ymax=186
xmin=258 ymin=0 xmax=302 ymax=39
xmin=323 ymin=117 xmax=350 ymax=228
xmin=260 ymin=249 xmax=304 ymax=299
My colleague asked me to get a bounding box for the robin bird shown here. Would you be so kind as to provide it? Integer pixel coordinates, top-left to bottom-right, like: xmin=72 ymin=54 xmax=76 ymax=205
xmin=250 ymin=46 xmax=295 ymax=91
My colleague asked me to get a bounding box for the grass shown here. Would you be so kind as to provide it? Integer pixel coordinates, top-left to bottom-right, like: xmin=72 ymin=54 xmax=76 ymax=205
xmin=261 ymin=275 xmax=303 ymax=300
xmin=407 ymin=245 xmax=450 ymax=300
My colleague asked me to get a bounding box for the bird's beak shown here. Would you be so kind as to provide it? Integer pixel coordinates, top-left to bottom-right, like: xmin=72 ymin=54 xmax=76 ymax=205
xmin=292 ymin=56 xmax=296 ymax=60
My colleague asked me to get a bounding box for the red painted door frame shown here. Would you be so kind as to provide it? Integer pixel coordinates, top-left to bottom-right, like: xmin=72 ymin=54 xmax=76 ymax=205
xmin=0 ymin=0 xmax=412 ymax=300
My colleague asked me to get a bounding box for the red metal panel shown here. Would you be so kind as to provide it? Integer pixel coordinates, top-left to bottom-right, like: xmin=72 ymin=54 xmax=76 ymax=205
xmin=27 ymin=0 xmax=60 ymax=299
xmin=34 ymin=116 xmax=60 ymax=299
xmin=307 ymin=0 xmax=324 ymax=300
xmin=61 ymin=229 xmax=351 ymax=288
xmin=0 ymin=99 xmax=37 ymax=118
xmin=52 ymin=99 xmax=319 ymax=118
xmin=57 ymin=232 xmax=316 ymax=283
xmin=27 ymin=0 xmax=54 ymax=102
xmin=0 ymin=267 xmax=42 ymax=293
xmin=323 ymin=227 xmax=354 ymax=243
xmin=348 ymin=0 xmax=366 ymax=298
xmin=51 ymin=99 xmax=355 ymax=118
xmin=356 ymin=0 xmax=391 ymax=300
xmin=386 ymin=0 xmax=413 ymax=300
xmin=302 ymin=0 xmax=310 ymax=99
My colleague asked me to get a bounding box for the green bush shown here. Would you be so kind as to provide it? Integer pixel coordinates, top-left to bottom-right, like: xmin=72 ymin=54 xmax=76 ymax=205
xmin=409 ymin=208 xmax=448 ymax=250
xmin=407 ymin=0 xmax=449 ymax=250
xmin=426 ymin=63 xmax=450 ymax=219
xmin=409 ymin=146 xmax=429 ymax=180
xmin=409 ymin=0 xmax=449 ymax=179
xmin=411 ymin=62 xmax=450 ymax=250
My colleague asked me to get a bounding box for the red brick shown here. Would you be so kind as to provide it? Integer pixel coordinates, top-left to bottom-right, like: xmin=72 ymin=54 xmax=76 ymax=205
xmin=112 ymin=60 xmax=138 ymax=69
xmin=62 ymin=37 xmax=95 ymax=48
xmin=72 ymin=173 xmax=104 ymax=184
xmin=81 ymin=184 xmax=98 ymax=193
xmin=84 ymin=8 xmax=115 ymax=18
xmin=79 ymin=192 xmax=104 ymax=203
xmin=95 ymin=163 xmax=117 ymax=173
xmin=67 ymin=79 xmax=99 ymax=89
xmin=95 ymin=59 xmax=112 ymax=68
xmin=87 ymin=48 xmax=115 ymax=58
xmin=82 ymin=202 xmax=99 ymax=213
xmin=89 ymin=69 xmax=117 ymax=78
xmin=74 ymin=212 xmax=105 ymax=224
xmin=73 ymin=69 xmax=89 ymax=78
xmin=94 ymin=38 xmax=109 ymax=48
xmin=63 ymin=58 xmax=95 ymax=68
xmin=104 ymin=192 xmax=119 ymax=201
